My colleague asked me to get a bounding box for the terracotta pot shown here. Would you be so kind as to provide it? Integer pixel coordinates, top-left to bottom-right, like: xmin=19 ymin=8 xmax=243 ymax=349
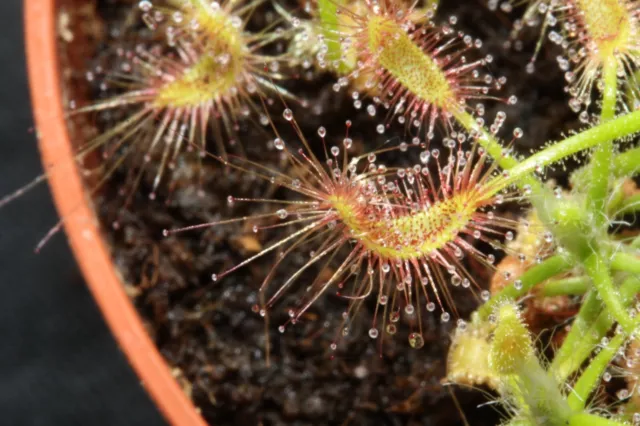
xmin=24 ymin=1 xmax=206 ymax=424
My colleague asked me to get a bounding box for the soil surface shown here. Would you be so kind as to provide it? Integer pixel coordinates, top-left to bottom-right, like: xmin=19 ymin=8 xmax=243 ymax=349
xmin=60 ymin=0 xmax=579 ymax=424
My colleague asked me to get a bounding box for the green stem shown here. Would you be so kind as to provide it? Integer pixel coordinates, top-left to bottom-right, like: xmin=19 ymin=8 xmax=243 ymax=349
xmin=541 ymin=276 xmax=589 ymax=297
xmin=457 ymin=109 xmax=640 ymax=268
xmin=615 ymin=193 xmax=640 ymax=217
xmin=605 ymin=179 xmax=627 ymax=216
xmin=317 ymin=0 xmax=353 ymax=74
xmin=477 ymin=255 xmax=572 ymax=320
xmin=454 ymin=109 xmax=553 ymax=216
xmin=567 ymin=331 xmax=627 ymax=411
xmin=568 ymin=412 xmax=628 ymax=426
xmin=571 ymin=145 xmax=640 ymax=188
xmin=600 ymin=59 xmax=618 ymax=120
xmin=611 ymin=252 xmax=640 ymax=274
xmin=587 ymin=58 xmax=618 ymax=228
xmin=618 ymin=275 xmax=640 ymax=304
xmin=614 ymin=145 xmax=640 ymax=177
xmin=520 ymin=358 xmax=571 ymax=424
xmin=455 ymin=110 xmax=519 ymax=170
xmin=583 ymin=251 xmax=635 ymax=333
xmin=550 ymin=276 xmax=640 ymax=382
xmin=492 ymin=110 xmax=640 ymax=195
xmin=456 ymin=109 xmax=640 ymax=198
xmin=550 ymin=291 xmax=603 ymax=382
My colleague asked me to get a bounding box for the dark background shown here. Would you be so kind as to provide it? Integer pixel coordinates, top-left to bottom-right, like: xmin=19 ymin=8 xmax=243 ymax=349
xmin=0 ymin=2 xmax=165 ymax=424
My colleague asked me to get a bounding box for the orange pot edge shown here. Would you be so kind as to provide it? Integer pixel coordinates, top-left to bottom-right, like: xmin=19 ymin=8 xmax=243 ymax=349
xmin=24 ymin=1 xmax=206 ymax=424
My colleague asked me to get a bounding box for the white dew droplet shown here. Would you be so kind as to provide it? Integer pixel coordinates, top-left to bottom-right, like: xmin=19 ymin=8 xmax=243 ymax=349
xmin=408 ymin=332 xmax=425 ymax=348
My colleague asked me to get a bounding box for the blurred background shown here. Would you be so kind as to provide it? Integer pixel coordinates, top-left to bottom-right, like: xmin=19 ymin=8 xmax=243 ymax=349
xmin=0 ymin=1 xmax=165 ymax=424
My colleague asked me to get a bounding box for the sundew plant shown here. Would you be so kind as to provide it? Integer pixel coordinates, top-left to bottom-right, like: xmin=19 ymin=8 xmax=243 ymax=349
xmin=166 ymin=0 xmax=640 ymax=423
xmin=17 ymin=0 xmax=640 ymax=424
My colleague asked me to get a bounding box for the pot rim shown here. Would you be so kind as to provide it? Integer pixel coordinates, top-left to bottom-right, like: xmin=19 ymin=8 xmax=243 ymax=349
xmin=24 ymin=1 xmax=206 ymax=424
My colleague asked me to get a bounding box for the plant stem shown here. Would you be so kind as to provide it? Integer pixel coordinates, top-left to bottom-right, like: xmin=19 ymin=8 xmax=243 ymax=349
xmin=541 ymin=276 xmax=589 ymax=297
xmin=611 ymin=252 xmax=640 ymax=274
xmin=454 ymin=110 xmax=545 ymax=195
xmin=458 ymin=109 xmax=640 ymax=261
xmin=550 ymin=276 xmax=640 ymax=382
xmin=613 ymin=145 xmax=640 ymax=177
xmin=317 ymin=0 xmax=353 ymax=74
xmin=491 ymin=110 xmax=640 ymax=195
xmin=455 ymin=110 xmax=519 ymax=170
xmin=600 ymin=58 xmax=618 ymax=117
xmin=568 ymin=412 xmax=628 ymax=426
xmin=587 ymin=58 xmax=618 ymax=228
xmin=456 ymin=109 xmax=640 ymax=198
xmin=615 ymin=194 xmax=640 ymax=216
xmin=583 ymin=251 xmax=635 ymax=333
xmin=605 ymin=179 xmax=627 ymax=216
xmin=520 ymin=357 xmax=571 ymax=424
xmin=550 ymin=291 xmax=603 ymax=382
xmin=571 ymin=145 xmax=640 ymax=188
xmin=477 ymin=255 xmax=572 ymax=320
xmin=567 ymin=331 xmax=627 ymax=411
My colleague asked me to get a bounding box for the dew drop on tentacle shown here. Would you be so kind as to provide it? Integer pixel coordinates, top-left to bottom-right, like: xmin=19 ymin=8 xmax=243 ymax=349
xmin=408 ymin=332 xmax=425 ymax=349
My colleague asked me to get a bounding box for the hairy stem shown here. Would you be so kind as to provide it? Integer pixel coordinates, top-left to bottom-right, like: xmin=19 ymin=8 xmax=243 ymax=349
xmin=493 ymin=110 xmax=640 ymax=194
xmin=550 ymin=291 xmax=603 ymax=382
xmin=456 ymin=110 xmax=640 ymax=199
xmin=541 ymin=276 xmax=589 ymax=297
xmin=611 ymin=252 xmax=640 ymax=274
xmin=615 ymin=194 xmax=640 ymax=217
xmin=605 ymin=180 xmax=627 ymax=216
xmin=567 ymin=331 xmax=627 ymax=410
xmin=571 ymin=145 xmax=640 ymax=187
xmin=455 ymin=110 xmax=522 ymax=171
xmin=458 ymin=110 xmax=640 ymax=258
xmin=567 ymin=412 xmax=628 ymax=426
xmin=550 ymin=276 xmax=640 ymax=382
xmin=587 ymin=58 xmax=618 ymax=228
xmin=477 ymin=255 xmax=572 ymax=320
xmin=519 ymin=358 xmax=571 ymax=425
xmin=613 ymin=145 xmax=640 ymax=177
xmin=317 ymin=0 xmax=352 ymax=74
xmin=583 ymin=251 xmax=635 ymax=333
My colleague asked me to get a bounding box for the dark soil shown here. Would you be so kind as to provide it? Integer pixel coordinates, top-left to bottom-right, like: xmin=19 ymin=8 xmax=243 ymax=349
xmin=58 ymin=0 xmax=578 ymax=424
